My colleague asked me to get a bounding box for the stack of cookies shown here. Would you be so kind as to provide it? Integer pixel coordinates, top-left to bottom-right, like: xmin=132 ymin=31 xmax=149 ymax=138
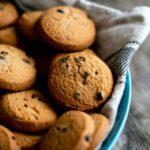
xmin=0 ymin=2 xmax=114 ymax=150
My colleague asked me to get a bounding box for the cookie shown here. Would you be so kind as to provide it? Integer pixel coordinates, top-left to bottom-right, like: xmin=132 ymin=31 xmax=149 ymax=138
xmin=0 ymin=2 xmax=19 ymax=28
xmin=0 ymin=90 xmax=57 ymax=132
xmin=13 ymin=132 xmax=42 ymax=149
xmin=38 ymin=110 xmax=95 ymax=150
xmin=0 ymin=27 xmax=19 ymax=46
xmin=0 ymin=44 xmax=36 ymax=91
xmin=37 ymin=6 xmax=96 ymax=51
xmin=89 ymin=114 xmax=110 ymax=149
xmin=48 ymin=49 xmax=114 ymax=111
xmin=0 ymin=125 xmax=20 ymax=150
xmin=18 ymin=11 xmax=43 ymax=41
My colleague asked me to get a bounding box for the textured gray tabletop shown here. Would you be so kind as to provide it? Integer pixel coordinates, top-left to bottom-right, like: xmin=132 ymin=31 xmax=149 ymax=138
xmin=94 ymin=0 xmax=150 ymax=149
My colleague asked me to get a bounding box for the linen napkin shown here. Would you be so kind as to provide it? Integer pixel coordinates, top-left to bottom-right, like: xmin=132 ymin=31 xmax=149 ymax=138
xmin=11 ymin=0 xmax=150 ymax=149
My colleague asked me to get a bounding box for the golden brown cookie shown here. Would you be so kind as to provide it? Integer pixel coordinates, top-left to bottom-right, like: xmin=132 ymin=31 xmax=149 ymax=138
xmin=37 ymin=6 xmax=96 ymax=51
xmin=48 ymin=49 xmax=114 ymax=111
xmin=0 ymin=27 xmax=19 ymax=46
xmin=0 ymin=2 xmax=19 ymax=28
xmin=0 ymin=125 xmax=20 ymax=150
xmin=0 ymin=90 xmax=57 ymax=132
xmin=89 ymin=114 xmax=110 ymax=149
xmin=38 ymin=110 xmax=95 ymax=150
xmin=18 ymin=11 xmax=43 ymax=41
xmin=0 ymin=44 xmax=36 ymax=91
xmin=13 ymin=132 xmax=42 ymax=149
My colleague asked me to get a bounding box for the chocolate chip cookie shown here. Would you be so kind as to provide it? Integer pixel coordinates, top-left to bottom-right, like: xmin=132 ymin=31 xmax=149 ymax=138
xmin=48 ymin=49 xmax=114 ymax=111
xmin=37 ymin=6 xmax=96 ymax=51
xmin=38 ymin=110 xmax=95 ymax=150
xmin=0 ymin=44 xmax=36 ymax=91
xmin=0 ymin=90 xmax=57 ymax=132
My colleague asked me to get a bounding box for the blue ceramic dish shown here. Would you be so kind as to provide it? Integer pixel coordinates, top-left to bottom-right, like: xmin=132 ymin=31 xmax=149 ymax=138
xmin=101 ymin=70 xmax=131 ymax=150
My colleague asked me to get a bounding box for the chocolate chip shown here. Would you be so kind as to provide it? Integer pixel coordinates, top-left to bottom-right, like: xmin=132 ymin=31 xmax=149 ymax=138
xmin=94 ymin=92 xmax=103 ymax=101
xmin=0 ymin=51 xmax=8 ymax=55
xmin=66 ymin=64 xmax=69 ymax=68
xmin=78 ymin=56 xmax=85 ymax=62
xmin=82 ymin=80 xmax=87 ymax=85
xmin=56 ymin=126 xmax=68 ymax=132
xmin=12 ymin=136 xmax=15 ymax=140
xmin=82 ymin=71 xmax=89 ymax=80
xmin=59 ymin=57 xmax=69 ymax=63
xmin=24 ymin=104 xmax=28 ymax=107
xmin=57 ymin=9 xmax=65 ymax=14
xmin=56 ymin=126 xmax=60 ymax=131
xmin=32 ymin=94 xmax=37 ymax=99
xmin=74 ymin=58 xmax=80 ymax=63
xmin=85 ymin=135 xmax=91 ymax=142
xmin=74 ymin=56 xmax=85 ymax=63
xmin=62 ymin=127 xmax=68 ymax=132
xmin=82 ymin=71 xmax=89 ymax=85
xmin=22 ymin=58 xmax=31 ymax=64
xmin=23 ymin=98 xmax=28 ymax=101
xmin=0 ymin=56 xmax=5 ymax=60
xmin=73 ymin=92 xmax=80 ymax=99
xmin=95 ymin=71 xmax=98 ymax=75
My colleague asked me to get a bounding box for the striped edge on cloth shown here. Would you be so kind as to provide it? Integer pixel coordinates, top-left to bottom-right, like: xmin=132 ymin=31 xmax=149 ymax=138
xmin=12 ymin=0 xmax=150 ymax=149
